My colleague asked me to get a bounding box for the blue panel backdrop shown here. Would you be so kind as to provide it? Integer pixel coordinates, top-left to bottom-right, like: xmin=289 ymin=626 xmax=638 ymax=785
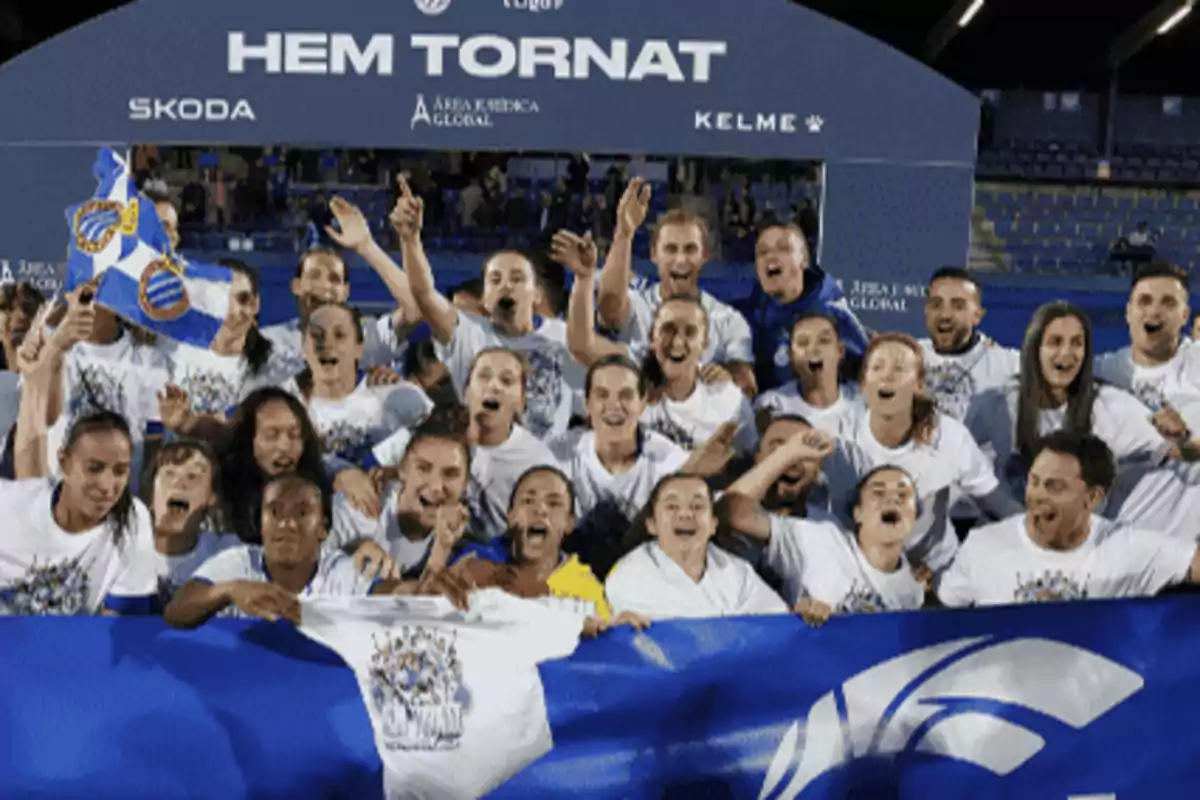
xmin=0 ymin=0 xmax=978 ymax=336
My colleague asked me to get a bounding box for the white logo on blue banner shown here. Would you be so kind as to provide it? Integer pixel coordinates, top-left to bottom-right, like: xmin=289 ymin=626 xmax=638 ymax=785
xmin=758 ymin=636 xmax=1143 ymax=799
xmin=414 ymin=0 xmax=451 ymax=16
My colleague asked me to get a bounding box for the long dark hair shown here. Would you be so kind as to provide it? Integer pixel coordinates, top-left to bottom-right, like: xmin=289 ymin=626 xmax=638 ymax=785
xmin=640 ymin=295 xmax=709 ymax=400
xmin=219 ymin=387 xmax=330 ymax=543
xmin=140 ymin=440 xmax=225 ymax=533
xmin=860 ymin=333 xmax=938 ymax=446
xmin=295 ymin=303 xmax=365 ymax=400
xmin=60 ymin=410 xmax=136 ymax=545
xmin=1016 ymin=301 xmax=1097 ymax=467
xmin=217 ymin=258 xmax=273 ymax=377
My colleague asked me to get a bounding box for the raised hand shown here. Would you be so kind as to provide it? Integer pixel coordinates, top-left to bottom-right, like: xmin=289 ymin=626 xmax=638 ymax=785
xmin=685 ymin=420 xmax=740 ymax=478
xmin=389 ymin=175 xmax=425 ymax=244
xmin=334 ymin=467 xmax=383 ymax=519
xmin=49 ymin=286 xmax=97 ymax=353
xmin=325 ymin=196 xmax=374 ymax=253
xmin=549 ymin=230 xmax=598 ymax=277
xmin=433 ymin=501 xmax=470 ymax=553
xmin=366 ymin=365 xmax=402 ymax=387
xmin=1152 ymin=405 xmax=1190 ymax=443
xmin=156 ymin=383 xmax=193 ymax=433
xmin=15 ymin=301 xmax=53 ymax=374
xmin=616 ymin=177 xmax=652 ymax=237
xmin=352 ymin=540 xmax=400 ymax=581
xmin=785 ymin=427 xmax=836 ymax=462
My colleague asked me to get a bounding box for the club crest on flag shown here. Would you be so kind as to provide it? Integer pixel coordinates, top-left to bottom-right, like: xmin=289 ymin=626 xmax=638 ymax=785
xmin=72 ymin=198 xmax=138 ymax=255
xmin=138 ymin=258 xmax=190 ymax=322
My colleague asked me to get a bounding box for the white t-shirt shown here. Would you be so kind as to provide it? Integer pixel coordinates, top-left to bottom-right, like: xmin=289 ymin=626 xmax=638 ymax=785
xmin=282 ymin=378 xmax=433 ymax=467
xmin=263 ymin=315 xmax=407 ymax=374
xmin=468 ymin=425 xmax=560 ymax=541
xmin=641 ymin=380 xmax=758 ymax=455
xmin=614 ymin=281 xmax=754 ymax=365
xmin=157 ymin=339 xmax=294 ymax=417
xmin=1095 ymin=339 xmax=1200 ymax=432
xmin=753 ymin=382 xmax=866 ymax=439
xmin=919 ymin=337 xmax=1020 ymax=423
xmin=154 ymin=530 xmax=242 ymax=603
xmin=938 ymin=513 xmax=1195 ymax=607
xmin=435 ymin=310 xmax=585 ymax=439
xmin=0 ymin=478 xmax=156 ymax=615
xmin=965 ymin=383 xmax=1172 ymax=496
xmin=49 ymin=335 xmax=170 ymax=494
xmin=190 ymin=545 xmax=374 ymax=615
xmin=848 ymin=411 xmax=1000 ymax=571
xmin=549 ymin=427 xmax=689 ymax=538
xmin=606 ymin=541 xmax=787 ymax=620
xmin=298 ymin=590 xmax=587 ymax=800
xmin=763 ymin=514 xmax=925 ymax=611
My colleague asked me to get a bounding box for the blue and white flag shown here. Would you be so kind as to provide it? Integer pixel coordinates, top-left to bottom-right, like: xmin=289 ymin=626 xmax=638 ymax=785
xmin=65 ymin=148 xmax=232 ymax=348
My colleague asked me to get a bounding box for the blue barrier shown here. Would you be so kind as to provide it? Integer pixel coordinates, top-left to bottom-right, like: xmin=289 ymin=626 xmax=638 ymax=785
xmin=2 ymin=597 xmax=1197 ymax=799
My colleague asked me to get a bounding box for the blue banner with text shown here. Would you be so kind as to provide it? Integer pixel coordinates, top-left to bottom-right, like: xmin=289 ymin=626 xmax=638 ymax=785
xmin=1 ymin=598 xmax=1196 ymax=799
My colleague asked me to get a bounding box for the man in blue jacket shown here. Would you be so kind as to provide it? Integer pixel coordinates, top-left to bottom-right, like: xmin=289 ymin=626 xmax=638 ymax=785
xmin=737 ymin=217 xmax=871 ymax=392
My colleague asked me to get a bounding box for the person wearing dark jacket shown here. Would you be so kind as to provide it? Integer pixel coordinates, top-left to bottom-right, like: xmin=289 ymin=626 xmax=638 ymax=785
xmin=737 ymin=218 xmax=870 ymax=392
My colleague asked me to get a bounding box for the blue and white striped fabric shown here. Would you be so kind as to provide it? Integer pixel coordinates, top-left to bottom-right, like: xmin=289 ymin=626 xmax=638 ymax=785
xmin=64 ymin=148 xmax=232 ymax=348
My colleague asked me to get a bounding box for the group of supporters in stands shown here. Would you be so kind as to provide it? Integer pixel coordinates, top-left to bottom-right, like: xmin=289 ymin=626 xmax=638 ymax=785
xmin=4 ymin=172 xmax=1200 ymax=632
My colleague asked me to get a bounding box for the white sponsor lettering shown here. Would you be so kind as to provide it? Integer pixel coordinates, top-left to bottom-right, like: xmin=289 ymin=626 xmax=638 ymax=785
xmin=227 ymin=32 xmax=394 ymax=75
xmin=411 ymin=35 xmax=725 ymax=82
xmin=129 ymin=98 xmax=256 ymax=122
xmin=695 ymin=110 xmax=798 ymax=133
xmin=227 ymin=32 xmax=725 ymax=81
xmin=504 ymin=0 xmax=564 ymax=10
xmin=411 ymin=93 xmax=540 ymax=130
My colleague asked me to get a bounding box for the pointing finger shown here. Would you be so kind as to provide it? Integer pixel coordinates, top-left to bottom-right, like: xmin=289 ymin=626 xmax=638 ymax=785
xmin=397 ymin=175 xmax=414 ymax=199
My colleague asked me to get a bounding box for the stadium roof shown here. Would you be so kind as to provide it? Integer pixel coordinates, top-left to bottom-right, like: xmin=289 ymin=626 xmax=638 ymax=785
xmin=0 ymin=0 xmax=1197 ymax=96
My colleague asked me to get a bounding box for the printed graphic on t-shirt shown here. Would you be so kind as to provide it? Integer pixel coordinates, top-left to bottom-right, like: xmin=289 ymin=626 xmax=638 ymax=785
xmin=926 ymin=361 xmax=978 ymax=421
xmin=0 ymin=556 xmax=90 ymax=615
xmin=70 ymin=364 xmax=128 ymax=419
xmin=178 ymin=371 xmax=241 ymax=416
xmin=523 ymin=348 xmax=565 ymax=438
xmin=1013 ymin=570 xmax=1088 ymax=603
xmin=369 ymin=624 xmax=471 ymax=751
xmin=1133 ymin=380 xmax=1168 ymax=413
xmin=645 ymin=414 xmax=696 ymax=450
xmin=836 ymin=583 xmax=887 ymax=614
xmin=323 ymin=420 xmax=375 ymax=466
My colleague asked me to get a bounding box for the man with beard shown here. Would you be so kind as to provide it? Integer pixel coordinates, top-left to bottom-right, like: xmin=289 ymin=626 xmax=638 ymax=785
xmin=594 ymin=180 xmax=756 ymax=396
xmin=262 ymin=195 xmax=422 ymax=373
xmin=1094 ymin=261 xmax=1200 ymax=449
xmin=396 ymin=178 xmax=583 ymax=439
xmin=938 ymin=431 xmax=1200 ymax=607
xmin=737 ymin=218 xmax=871 ymax=394
xmin=918 ymin=267 xmax=1019 ymax=423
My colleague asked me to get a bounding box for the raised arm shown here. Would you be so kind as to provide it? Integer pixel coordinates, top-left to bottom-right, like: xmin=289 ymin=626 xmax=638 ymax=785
xmin=552 ymin=230 xmax=626 ymax=367
xmin=717 ymin=428 xmax=837 ymax=539
xmin=595 ymin=178 xmax=651 ymax=331
xmin=13 ymin=299 xmax=92 ymax=478
xmin=325 ymin=194 xmax=423 ymax=330
xmin=392 ymin=177 xmax=457 ymax=345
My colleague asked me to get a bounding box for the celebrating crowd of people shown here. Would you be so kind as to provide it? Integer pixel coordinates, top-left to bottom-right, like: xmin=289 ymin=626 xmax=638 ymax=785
xmin=3 ymin=172 xmax=1200 ymax=633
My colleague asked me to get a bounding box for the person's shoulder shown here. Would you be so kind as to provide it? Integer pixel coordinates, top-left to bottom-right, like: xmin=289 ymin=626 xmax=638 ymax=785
xmin=604 ymin=542 xmax=654 ymax=584
xmin=960 ymin=513 xmax=1023 ymax=552
xmin=934 ymin=411 xmax=975 ymax=444
xmin=642 ymin=428 xmax=687 ymax=461
xmin=1095 ymin=382 xmax=1150 ymax=411
xmin=0 ymin=477 xmax=53 ymax=509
